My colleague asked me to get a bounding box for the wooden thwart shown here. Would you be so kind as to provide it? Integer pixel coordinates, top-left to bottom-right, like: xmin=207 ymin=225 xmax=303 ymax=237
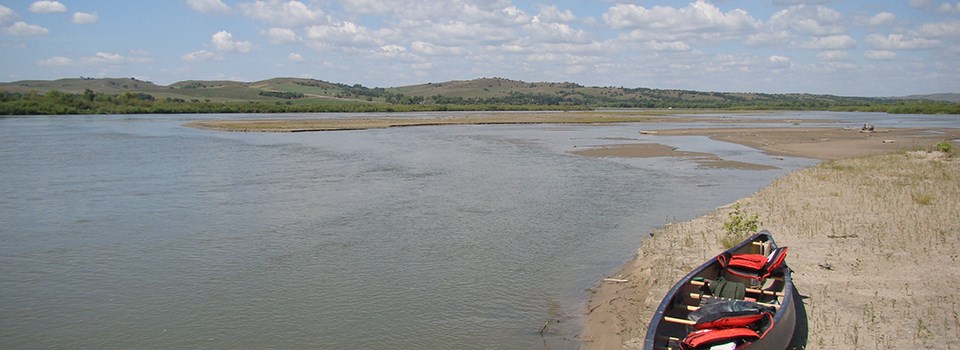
xmin=690 ymin=279 xmax=785 ymax=297
xmin=687 ymin=293 xmax=779 ymax=309
xmin=664 ymin=316 xmax=696 ymax=326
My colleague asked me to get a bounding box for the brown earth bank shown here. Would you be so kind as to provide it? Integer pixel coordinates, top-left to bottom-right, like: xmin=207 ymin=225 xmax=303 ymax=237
xmin=580 ymin=149 xmax=960 ymax=349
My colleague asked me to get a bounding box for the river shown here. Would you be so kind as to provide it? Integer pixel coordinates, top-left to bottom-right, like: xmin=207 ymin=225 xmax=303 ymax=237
xmin=0 ymin=112 xmax=951 ymax=348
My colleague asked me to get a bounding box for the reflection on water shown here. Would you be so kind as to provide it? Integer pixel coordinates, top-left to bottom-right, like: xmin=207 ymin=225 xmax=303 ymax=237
xmin=0 ymin=112 xmax=951 ymax=349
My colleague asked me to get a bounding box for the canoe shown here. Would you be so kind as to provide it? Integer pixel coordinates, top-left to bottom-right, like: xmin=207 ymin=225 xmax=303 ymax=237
xmin=644 ymin=230 xmax=797 ymax=350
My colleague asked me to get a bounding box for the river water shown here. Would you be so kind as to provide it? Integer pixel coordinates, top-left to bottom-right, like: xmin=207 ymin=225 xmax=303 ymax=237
xmin=0 ymin=112 xmax=953 ymax=349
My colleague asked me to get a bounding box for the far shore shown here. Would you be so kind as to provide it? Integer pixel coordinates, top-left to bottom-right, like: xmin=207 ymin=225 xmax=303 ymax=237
xmin=183 ymin=111 xmax=834 ymax=132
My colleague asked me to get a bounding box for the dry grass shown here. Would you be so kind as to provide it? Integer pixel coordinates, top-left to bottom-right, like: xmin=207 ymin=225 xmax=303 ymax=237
xmin=583 ymin=151 xmax=960 ymax=349
xmin=746 ymin=151 xmax=960 ymax=348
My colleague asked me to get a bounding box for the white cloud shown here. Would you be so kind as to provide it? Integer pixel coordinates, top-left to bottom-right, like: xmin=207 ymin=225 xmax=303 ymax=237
xmin=817 ymin=50 xmax=849 ymax=61
xmin=410 ymin=41 xmax=466 ymax=56
xmin=603 ymin=1 xmax=760 ymax=36
xmin=378 ymin=45 xmax=406 ymax=55
xmin=288 ymin=53 xmax=304 ymax=62
xmin=36 ymin=56 xmax=73 ymax=66
xmin=264 ymin=27 xmax=299 ymax=44
xmin=866 ymin=33 xmax=941 ymax=49
xmin=797 ymin=35 xmax=856 ymax=49
xmin=768 ymin=5 xmax=845 ymax=36
xmin=240 ymin=0 xmax=324 ymax=26
xmin=304 ymin=21 xmax=384 ymax=49
xmin=768 ymin=55 xmax=792 ymax=69
xmin=867 ymin=12 xmax=896 ymax=26
xmin=910 ymin=0 xmax=933 ymax=9
xmin=71 ymin=12 xmax=99 ymax=24
xmin=745 ymin=31 xmax=790 ymax=46
xmin=3 ymin=21 xmax=49 ymax=36
xmin=641 ymin=40 xmax=692 ymax=52
xmin=341 ymin=1 xmax=530 ymax=26
xmin=536 ymin=5 xmax=576 ymax=23
xmin=411 ymin=21 xmax=517 ymax=46
xmin=29 ymin=1 xmax=67 ymax=14
xmin=82 ymin=52 xmax=150 ymax=64
xmin=181 ymin=50 xmax=223 ymax=61
xmin=212 ymin=30 xmax=253 ymax=52
xmin=524 ymin=20 xmax=587 ymax=44
xmin=915 ymin=21 xmax=960 ymax=37
xmin=0 ymin=5 xmax=14 ymax=24
xmin=84 ymin=52 xmax=125 ymax=64
xmin=865 ymin=50 xmax=897 ymax=60
xmin=186 ymin=0 xmax=230 ymax=14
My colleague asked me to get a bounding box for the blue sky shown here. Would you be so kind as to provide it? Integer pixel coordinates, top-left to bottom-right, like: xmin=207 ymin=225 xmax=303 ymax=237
xmin=1 ymin=0 xmax=958 ymax=96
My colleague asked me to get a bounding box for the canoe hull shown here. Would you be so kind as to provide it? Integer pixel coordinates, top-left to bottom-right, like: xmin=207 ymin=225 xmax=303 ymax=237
xmin=643 ymin=230 xmax=797 ymax=349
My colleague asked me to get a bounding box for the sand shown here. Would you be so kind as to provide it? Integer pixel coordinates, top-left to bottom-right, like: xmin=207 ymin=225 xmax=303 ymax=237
xmin=568 ymin=143 xmax=779 ymax=170
xmin=579 ymin=136 xmax=960 ymax=349
xmin=652 ymin=127 xmax=960 ymax=161
xmin=182 ymin=111 xmax=830 ymax=132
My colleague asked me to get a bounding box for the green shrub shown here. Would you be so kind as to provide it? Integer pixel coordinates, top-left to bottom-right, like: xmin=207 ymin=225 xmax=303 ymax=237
xmin=720 ymin=202 xmax=760 ymax=248
xmin=935 ymin=140 xmax=952 ymax=154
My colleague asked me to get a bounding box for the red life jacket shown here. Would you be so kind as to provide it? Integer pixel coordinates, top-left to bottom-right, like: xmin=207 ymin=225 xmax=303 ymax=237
xmin=718 ymin=246 xmax=788 ymax=281
xmin=680 ymin=327 xmax=759 ymax=350
xmin=682 ymin=304 xmax=776 ymax=349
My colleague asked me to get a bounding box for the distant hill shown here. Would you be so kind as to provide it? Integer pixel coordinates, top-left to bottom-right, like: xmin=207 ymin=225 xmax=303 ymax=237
xmin=901 ymin=93 xmax=960 ymax=103
xmin=1 ymin=76 xmax=957 ymax=111
xmin=0 ymin=77 xmax=382 ymax=103
xmin=386 ymin=77 xmax=902 ymax=109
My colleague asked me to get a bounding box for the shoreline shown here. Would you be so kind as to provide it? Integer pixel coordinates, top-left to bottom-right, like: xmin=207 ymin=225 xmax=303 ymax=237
xmin=182 ymin=111 xmax=834 ymax=132
xmin=579 ymin=141 xmax=959 ymax=348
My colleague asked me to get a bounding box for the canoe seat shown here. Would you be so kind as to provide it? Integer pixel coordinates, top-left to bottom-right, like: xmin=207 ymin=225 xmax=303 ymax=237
xmin=718 ymin=246 xmax=788 ymax=282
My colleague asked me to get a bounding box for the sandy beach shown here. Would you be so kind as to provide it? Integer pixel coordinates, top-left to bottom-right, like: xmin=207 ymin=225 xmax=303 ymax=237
xmin=579 ymin=131 xmax=960 ymax=348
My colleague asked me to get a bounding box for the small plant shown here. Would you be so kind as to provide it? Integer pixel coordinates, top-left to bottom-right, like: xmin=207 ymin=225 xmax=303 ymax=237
xmin=912 ymin=192 xmax=934 ymax=205
xmin=720 ymin=202 xmax=760 ymax=248
xmin=935 ymin=140 xmax=952 ymax=154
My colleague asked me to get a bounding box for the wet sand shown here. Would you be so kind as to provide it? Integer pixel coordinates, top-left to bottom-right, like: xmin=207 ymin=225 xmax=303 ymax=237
xmin=183 ymin=111 xmax=829 ymax=132
xmin=568 ymin=143 xmax=778 ymax=170
xmin=652 ymin=127 xmax=960 ymax=160
xmin=580 ymin=136 xmax=960 ymax=348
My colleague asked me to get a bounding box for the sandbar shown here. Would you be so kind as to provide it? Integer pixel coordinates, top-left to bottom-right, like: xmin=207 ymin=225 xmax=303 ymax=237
xmin=182 ymin=111 xmax=832 ymax=132
xmin=568 ymin=143 xmax=778 ymax=170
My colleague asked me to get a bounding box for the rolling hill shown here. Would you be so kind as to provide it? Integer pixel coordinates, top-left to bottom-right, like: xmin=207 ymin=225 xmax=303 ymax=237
xmin=1 ymin=76 xmax=957 ymax=114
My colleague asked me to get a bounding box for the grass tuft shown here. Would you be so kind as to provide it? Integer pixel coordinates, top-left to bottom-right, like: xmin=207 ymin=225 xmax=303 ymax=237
xmin=911 ymin=192 xmax=934 ymax=205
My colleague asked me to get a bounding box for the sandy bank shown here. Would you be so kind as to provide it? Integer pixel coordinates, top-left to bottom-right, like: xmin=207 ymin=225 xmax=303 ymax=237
xmin=653 ymin=127 xmax=960 ymax=160
xmin=183 ymin=112 xmax=676 ymax=132
xmin=580 ymin=149 xmax=960 ymax=349
xmin=182 ymin=111 xmax=827 ymax=132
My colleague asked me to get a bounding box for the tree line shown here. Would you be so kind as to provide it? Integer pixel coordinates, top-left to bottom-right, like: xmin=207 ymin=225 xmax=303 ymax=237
xmin=1 ymin=88 xmax=956 ymax=115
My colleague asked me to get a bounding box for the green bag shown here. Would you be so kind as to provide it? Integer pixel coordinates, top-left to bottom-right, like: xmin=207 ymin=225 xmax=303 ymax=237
xmin=708 ymin=276 xmax=746 ymax=300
